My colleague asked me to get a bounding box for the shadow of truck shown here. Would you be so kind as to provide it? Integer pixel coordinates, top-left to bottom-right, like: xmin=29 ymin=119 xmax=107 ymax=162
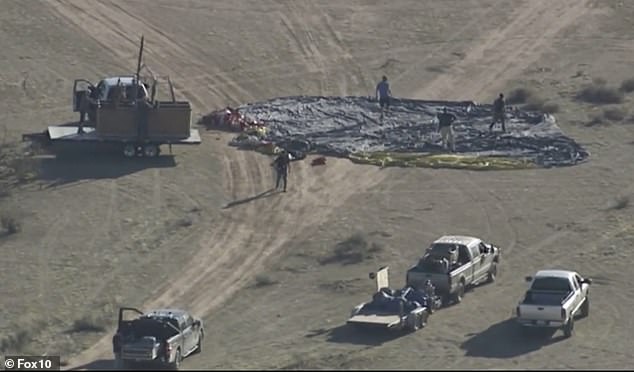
xmin=460 ymin=318 xmax=567 ymax=359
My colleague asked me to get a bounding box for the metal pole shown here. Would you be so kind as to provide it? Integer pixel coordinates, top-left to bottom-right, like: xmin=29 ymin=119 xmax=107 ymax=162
xmin=134 ymin=35 xmax=144 ymax=105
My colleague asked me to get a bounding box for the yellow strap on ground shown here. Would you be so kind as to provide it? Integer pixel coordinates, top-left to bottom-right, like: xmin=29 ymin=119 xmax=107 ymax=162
xmin=255 ymin=143 xmax=280 ymax=155
xmin=349 ymin=152 xmax=536 ymax=170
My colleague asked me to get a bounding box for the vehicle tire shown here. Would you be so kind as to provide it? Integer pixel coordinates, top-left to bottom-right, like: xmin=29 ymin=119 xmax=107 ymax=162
xmin=193 ymin=331 xmax=203 ymax=354
xmin=123 ymin=144 xmax=136 ymax=158
xmin=563 ymin=317 xmax=574 ymax=338
xmin=170 ymin=348 xmax=182 ymax=370
xmin=487 ymin=264 xmax=497 ymax=283
xmin=143 ymin=144 xmax=159 ymax=157
xmin=580 ymin=297 xmax=590 ymax=318
xmin=453 ymin=281 xmax=465 ymax=304
xmin=420 ymin=312 xmax=429 ymax=328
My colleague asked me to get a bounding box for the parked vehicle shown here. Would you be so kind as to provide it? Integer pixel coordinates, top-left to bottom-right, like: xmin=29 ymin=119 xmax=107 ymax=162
xmin=406 ymin=235 xmax=501 ymax=304
xmin=515 ymin=270 xmax=592 ymax=337
xmin=112 ymin=307 xmax=204 ymax=370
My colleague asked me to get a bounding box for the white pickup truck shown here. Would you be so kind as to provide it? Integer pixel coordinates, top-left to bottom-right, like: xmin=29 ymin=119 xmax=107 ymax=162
xmin=515 ymin=270 xmax=592 ymax=337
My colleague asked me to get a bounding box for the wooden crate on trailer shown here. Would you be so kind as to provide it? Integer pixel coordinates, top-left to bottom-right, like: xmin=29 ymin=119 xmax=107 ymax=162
xmin=95 ymin=103 xmax=138 ymax=138
xmin=147 ymin=101 xmax=192 ymax=139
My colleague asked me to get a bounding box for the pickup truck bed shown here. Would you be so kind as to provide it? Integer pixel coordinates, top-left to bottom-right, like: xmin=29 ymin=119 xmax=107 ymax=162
xmin=515 ymin=270 xmax=592 ymax=338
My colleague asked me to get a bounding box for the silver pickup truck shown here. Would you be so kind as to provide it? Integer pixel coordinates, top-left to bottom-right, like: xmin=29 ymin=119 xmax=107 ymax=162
xmin=406 ymin=235 xmax=500 ymax=305
xmin=112 ymin=307 xmax=204 ymax=370
xmin=515 ymin=270 xmax=592 ymax=337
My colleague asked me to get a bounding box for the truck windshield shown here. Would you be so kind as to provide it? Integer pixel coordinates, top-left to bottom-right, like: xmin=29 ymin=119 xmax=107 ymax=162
xmin=531 ymin=277 xmax=571 ymax=292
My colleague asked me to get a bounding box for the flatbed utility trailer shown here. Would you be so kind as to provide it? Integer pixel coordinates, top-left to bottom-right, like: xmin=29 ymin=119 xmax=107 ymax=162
xmin=23 ymin=124 xmax=201 ymax=158
xmin=22 ymin=35 xmax=201 ymax=158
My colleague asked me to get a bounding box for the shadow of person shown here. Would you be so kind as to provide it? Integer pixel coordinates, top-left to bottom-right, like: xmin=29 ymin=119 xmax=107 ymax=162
xmin=222 ymin=188 xmax=279 ymax=209
xmin=460 ymin=318 xmax=565 ymax=359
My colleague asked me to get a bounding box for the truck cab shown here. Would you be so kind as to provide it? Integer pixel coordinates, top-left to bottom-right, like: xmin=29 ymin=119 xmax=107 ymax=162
xmin=406 ymin=235 xmax=500 ymax=304
xmin=73 ymin=76 xmax=150 ymax=112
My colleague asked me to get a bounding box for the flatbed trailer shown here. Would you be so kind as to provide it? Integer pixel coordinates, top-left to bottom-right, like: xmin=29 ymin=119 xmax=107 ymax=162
xmin=22 ymin=124 xmax=201 ymax=157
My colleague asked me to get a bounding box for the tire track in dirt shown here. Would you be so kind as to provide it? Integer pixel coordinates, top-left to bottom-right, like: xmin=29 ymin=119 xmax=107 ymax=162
xmin=104 ymin=0 xmax=256 ymax=104
xmin=46 ymin=0 xmax=229 ymax=109
xmin=413 ymin=0 xmax=590 ymax=100
xmin=277 ymin=10 xmax=324 ymax=75
xmin=462 ymin=173 xmax=518 ymax=256
xmin=47 ymin=1 xmax=378 ymax=368
xmin=36 ymin=206 xmax=71 ymax=354
xmin=266 ymin=1 xmax=594 ymax=368
xmin=302 ymin=2 xmax=368 ymax=96
xmin=390 ymin=0 xmax=495 ymax=86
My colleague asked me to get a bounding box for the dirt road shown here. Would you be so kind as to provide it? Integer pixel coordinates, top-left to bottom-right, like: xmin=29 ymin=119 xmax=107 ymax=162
xmin=1 ymin=0 xmax=633 ymax=370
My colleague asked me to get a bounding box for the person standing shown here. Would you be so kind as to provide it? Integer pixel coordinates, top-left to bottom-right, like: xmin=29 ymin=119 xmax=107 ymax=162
xmin=272 ymin=150 xmax=291 ymax=192
xmin=436 ymin=107 xmax=457 ymax=152
xmin=489 ymin=93 xmax=506 ymax=133
xmin=376 ymin=75 xmax=392 ymax=115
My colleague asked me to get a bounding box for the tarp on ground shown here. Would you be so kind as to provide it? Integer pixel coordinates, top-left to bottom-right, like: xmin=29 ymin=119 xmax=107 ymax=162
xmin=230 ymin=96 xmax=589 ymax=170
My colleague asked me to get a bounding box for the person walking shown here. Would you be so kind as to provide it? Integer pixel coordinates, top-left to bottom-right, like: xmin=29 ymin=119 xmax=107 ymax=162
xmin=489 ymin=93 xmax=506 ymax=133
xmin=272 ymin=150 xmax=291 ymax=192
xmin=376 ymin=75 xmax=392 ymax=115
xmin=436 ymin=107 xmax=457 ymax=152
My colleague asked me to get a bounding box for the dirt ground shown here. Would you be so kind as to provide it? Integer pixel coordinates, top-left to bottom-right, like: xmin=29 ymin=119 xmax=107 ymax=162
xmin=1 ymin=0 xmax=633 ymax=369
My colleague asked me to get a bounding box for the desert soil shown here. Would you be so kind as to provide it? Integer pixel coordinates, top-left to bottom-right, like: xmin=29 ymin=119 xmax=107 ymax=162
xmin=1 ymin=0 xmax=633 ymax=370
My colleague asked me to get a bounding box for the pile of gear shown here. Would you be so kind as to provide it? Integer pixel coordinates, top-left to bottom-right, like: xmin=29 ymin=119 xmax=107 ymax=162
xmin=202 ymin=106 xmax=280 ymax=155
xmin=416 ymin=244 xmax=460 ymax=274
xmin=364 ymin=282 xmax=441 ymax=315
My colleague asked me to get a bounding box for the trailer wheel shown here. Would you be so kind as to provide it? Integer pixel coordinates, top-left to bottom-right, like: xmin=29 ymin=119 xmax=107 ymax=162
xmin=143 ymin=144 xmax=160 ymax=157
xmin=123 ymin=144 xmax=136 ymax=158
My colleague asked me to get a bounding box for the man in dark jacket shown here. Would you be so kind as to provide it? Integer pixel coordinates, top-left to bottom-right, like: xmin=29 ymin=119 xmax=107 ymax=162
xmin=489 ymin=93 xmax=506 ymax=133
xmin=437 ymin=107 xmax=457 ymax=152
xmin=272 ymin=150 xmax=291 ymax=192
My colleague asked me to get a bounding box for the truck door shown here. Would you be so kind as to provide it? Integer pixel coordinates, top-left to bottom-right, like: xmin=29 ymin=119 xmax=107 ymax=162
xmin=458 ymin=245 xmax=476 ymax=283
xmin=468 ymin=244 xmax=484 ymax=282
xmin=570 ymin=276 xmax=582 ymax=312
xmin=73 ymin=79 xmax=94 ymax=112
xmin=475 ymin=242 xmax=492 ymax=281
xmin=181 ymin=315 xmax=195 ymax=352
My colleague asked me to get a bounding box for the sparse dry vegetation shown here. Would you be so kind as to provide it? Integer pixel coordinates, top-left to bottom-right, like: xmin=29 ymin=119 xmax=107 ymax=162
xmin=620 ymin=78 xmax=634 ymax=93
xmin=608 ymin=195 xmax=630 ymax=210
xmin=1 ymin=214 xmax=21 ymax=235
xmin=0 ymin=141 xmax=40 ymax=188
xmin=523 ymin=99 xmax=560 ymax=114
xmin=67 ymin=316 xmax=106 ymax=334
xmin=576 ymin=81 xmax=624 ymax=104
xmin=254 ymin=274 xmax=278 ymax=287
xmin=0 ymin=330 xmax=30 ymax=353
xmin=602 ymin=107 xmax=627 ymax=122
xmin=319 ymin=233 xmax=383 ymax=265
xmin=506 ymin=87 xmax=534 ymax=104
xmin=506 ymin=88 xmax=558 ymax=113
